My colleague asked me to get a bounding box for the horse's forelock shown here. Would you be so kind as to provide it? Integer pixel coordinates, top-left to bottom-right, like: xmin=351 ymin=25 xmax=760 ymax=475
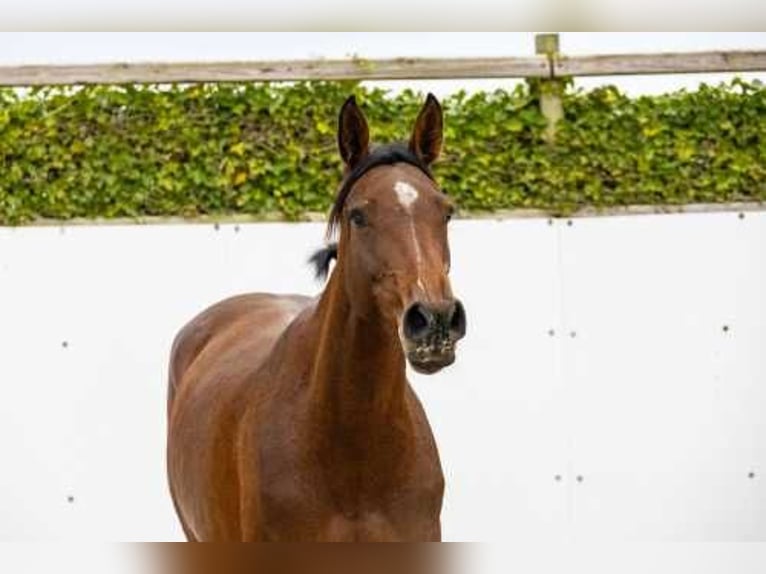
xmin=326 ymin=143 xmax=433 ymax=238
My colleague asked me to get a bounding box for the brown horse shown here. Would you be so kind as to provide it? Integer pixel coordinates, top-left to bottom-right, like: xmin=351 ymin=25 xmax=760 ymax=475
xmin=166 ymin=94 xmax=467 ymax=541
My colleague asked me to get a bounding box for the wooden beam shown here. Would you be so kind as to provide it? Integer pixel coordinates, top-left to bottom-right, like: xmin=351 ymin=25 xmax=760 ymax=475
xmin=555 ymin=50 xmax=766 ymax=77
xmin=0 ymin=50 xmax=763 ymax=87
xmin=0 ymin=57 xmax=549 ymax=87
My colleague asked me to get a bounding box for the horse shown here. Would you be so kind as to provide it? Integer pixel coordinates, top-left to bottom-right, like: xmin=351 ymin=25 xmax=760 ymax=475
xmin=166 ymin=93 xmax=467 ymax=541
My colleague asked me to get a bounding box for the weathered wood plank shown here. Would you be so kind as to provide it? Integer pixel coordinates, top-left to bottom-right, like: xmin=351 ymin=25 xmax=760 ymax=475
xmin=0 ymin=50 xmax=762 ymax=88
xmin=0 ymin=57 xmax=549 ymax=86
xmin=555 ymin=50 xmax=766 ymax=77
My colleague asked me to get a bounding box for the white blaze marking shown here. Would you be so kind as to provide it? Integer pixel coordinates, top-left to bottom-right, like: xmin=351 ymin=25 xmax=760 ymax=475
xmin=393 ymin=180 xmax=425 ymax=292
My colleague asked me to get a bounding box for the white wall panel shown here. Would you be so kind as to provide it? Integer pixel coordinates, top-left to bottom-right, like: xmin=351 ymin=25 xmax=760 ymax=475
xmin=0 ymin=211 xmax=764 ymax=542
xmin=560 ymin=212 xmax=766 ymax=540
xmin=427 ymin=219 xmax=565 ymax=542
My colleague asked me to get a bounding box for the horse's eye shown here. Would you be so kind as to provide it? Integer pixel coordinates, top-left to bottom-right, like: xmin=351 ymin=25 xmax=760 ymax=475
xmin=349 ymin=208 xmax=367 ymax=228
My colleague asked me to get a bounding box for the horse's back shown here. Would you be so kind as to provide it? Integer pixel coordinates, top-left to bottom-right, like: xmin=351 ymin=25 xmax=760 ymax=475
xmin=167 ymin=293 xmax=311 ymax=413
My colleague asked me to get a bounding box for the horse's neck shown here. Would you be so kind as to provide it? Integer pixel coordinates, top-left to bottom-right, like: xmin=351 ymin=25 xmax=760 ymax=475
xmin=308 ymin=271 xmax=409 ymax=429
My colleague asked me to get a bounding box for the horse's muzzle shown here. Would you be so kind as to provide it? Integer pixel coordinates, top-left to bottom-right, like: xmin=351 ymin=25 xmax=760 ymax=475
xmin=402 ymin=299 xmax=466 ymax=374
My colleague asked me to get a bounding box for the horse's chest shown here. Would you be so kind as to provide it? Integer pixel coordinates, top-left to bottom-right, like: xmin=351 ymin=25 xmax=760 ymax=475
xmin=259 ymin=460 xmax=443 ymax=541
xmin=252 ymin=398 xmax=443 ymax=540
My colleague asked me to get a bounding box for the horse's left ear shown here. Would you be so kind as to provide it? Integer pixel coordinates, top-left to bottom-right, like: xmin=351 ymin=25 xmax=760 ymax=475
xmin=409 ymin=93 xmax=443 ymax=166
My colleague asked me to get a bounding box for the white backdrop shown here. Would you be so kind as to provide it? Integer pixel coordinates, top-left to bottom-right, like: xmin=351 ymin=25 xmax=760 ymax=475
xmin=0 ymin=210 xmax=764 ymax=542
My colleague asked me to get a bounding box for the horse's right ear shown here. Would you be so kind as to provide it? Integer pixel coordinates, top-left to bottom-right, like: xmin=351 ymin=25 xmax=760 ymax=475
xmin=337 ymin=95 xmax=370 ymax=169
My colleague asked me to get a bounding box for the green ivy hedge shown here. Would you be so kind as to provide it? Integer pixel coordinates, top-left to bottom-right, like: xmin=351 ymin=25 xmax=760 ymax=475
xmin=0 ymin=79 xmax=764 ymax=224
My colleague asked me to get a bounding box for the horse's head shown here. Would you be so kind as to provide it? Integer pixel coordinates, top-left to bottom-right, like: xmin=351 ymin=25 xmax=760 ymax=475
xmin=321 ymin=94 xmax=466 ymax=374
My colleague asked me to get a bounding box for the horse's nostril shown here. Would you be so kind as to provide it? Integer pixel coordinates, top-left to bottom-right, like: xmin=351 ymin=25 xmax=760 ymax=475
xmin=449 ymin=300 xmax=467 ymax=338
xmin=403 ymin=303 xmax=431 ymax=340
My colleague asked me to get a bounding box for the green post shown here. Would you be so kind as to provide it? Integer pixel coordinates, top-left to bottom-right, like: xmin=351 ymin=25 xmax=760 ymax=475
xmin=535 ymin=33 xmax=563 ymax=144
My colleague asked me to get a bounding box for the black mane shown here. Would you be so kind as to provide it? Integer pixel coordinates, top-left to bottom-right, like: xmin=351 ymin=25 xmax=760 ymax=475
xmin=327 ymin=142 xmax=434 ymax=236
xmin=308 ymin=242 xmax=338 ymax=281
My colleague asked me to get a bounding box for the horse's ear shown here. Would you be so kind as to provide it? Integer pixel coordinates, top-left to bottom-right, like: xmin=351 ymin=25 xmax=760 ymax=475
xmin=409 ymin=93 xmax=443 ymax=166
xmin=337 ymin=95 xmax=370 ymax=169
